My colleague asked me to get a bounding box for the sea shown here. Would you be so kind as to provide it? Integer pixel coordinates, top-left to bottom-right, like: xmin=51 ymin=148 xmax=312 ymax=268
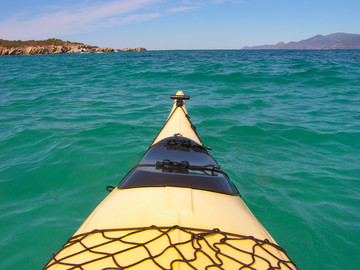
xmin=0 ymin=50 xmax=359 ymax=269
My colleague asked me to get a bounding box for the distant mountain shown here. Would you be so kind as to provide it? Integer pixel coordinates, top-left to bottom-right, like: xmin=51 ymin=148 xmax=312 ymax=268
xmin=243 ymin=33 xmax=360 ymax=50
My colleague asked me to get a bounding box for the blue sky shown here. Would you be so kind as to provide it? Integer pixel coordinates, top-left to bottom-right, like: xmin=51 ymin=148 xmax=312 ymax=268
xmin=0 ymin=0 xmax=359 ymax=50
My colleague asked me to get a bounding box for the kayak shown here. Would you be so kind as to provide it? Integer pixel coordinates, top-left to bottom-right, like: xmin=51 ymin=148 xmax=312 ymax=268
xmin=44 ymin=91 xmax=297 ymax=270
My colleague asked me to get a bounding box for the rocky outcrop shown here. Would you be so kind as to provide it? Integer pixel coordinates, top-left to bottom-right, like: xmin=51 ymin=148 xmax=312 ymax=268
xmin=117 ymin=47 xmax=147 ymax=52
xmin=0 ymin=39 xmax=146 ymax=56
xmin=0 ymin=45 xmax=116 ymax=55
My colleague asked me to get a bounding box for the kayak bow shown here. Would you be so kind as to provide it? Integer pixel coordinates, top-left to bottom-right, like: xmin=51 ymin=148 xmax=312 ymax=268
xmin=44 ymin=91 xmax=297 ymax=270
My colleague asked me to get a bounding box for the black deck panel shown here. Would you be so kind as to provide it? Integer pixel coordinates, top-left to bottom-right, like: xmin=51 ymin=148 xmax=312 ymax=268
xmin=117 ymin=137 xmax=238 ymax=195
xmin=118 ymin=167 xmax=236 ymax=195
xmin=140 ymin=137 xmax=217 ymax=166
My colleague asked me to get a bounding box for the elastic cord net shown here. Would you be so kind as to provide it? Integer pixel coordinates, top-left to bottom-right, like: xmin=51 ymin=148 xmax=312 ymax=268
xmin=44 ymin=225 xmax=297 ymax=270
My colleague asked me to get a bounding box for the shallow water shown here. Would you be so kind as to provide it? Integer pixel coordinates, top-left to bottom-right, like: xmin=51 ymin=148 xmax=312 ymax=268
xmin=1 ymin=50 xmax=359 ymax=269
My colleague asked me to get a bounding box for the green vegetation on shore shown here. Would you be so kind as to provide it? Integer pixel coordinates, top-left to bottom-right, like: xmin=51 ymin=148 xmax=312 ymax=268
xmin=0 ymin=38 xmax=85 ymax=49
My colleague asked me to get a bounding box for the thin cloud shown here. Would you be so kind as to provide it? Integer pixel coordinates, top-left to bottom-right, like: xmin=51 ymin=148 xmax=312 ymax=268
xmin=167 ymin=6 xmax=200 ymax=13
xmin=0 ymin=0 xmax=213 ymax=40
xmin=214 ymin=0 xmax=245 ymax=4
xmin=0 ymin=0 xmax=162 ymax=40
xmin=96 ymin=13 xmax=162 ymax=28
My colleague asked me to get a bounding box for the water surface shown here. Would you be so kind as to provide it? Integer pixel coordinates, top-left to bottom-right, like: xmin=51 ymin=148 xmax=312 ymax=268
xmin=1 ymin=50 xmax=359 ymax=269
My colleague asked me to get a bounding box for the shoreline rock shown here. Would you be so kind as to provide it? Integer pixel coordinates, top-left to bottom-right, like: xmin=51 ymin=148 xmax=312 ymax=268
xmin=0 ymin=38 xmax=146 ymax=56
xmin=117 ymin=47 xmax=147 ymax=52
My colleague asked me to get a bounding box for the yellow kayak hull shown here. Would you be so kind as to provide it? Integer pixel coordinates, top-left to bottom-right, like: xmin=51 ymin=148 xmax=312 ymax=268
xmin=44 ymin=91 xmax=296 ymax=269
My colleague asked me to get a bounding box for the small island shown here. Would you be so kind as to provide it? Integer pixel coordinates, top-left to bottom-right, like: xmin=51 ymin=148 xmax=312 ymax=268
xmin=0 ymin=38 xmax=146 ymax=56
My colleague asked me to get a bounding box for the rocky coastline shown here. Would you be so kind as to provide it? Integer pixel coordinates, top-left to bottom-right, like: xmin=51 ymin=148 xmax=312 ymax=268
xmin=0 ymin=38 xmax=146 ymax=56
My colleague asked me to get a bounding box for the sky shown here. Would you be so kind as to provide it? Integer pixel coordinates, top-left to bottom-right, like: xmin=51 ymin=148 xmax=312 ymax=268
xmin=0 ymin=0 xmax=359 ymax=50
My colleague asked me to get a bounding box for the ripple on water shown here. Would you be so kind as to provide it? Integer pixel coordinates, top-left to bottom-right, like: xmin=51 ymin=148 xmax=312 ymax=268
xmin=1 ymin=50 xmax=360 ymax=269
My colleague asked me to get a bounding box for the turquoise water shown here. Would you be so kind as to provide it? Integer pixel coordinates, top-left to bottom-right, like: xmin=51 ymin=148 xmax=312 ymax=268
xmin=1 ymin=50 xmax=359 ymax=269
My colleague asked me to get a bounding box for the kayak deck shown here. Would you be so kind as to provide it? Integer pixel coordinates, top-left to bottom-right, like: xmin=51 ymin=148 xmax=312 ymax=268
xmin=44 ymin=92 xmax=297 ymax=269
xmin=73 ymin=187 xmax=275 ymax=239
xmin=45 ymin=225 xmax=295 ymax=270
xmin=118 ymin=136 xmax=237 ymax=195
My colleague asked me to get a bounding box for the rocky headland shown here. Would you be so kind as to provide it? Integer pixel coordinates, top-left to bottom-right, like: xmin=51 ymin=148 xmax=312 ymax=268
xmin=0 ymin=38 xmax=146 ymax=56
